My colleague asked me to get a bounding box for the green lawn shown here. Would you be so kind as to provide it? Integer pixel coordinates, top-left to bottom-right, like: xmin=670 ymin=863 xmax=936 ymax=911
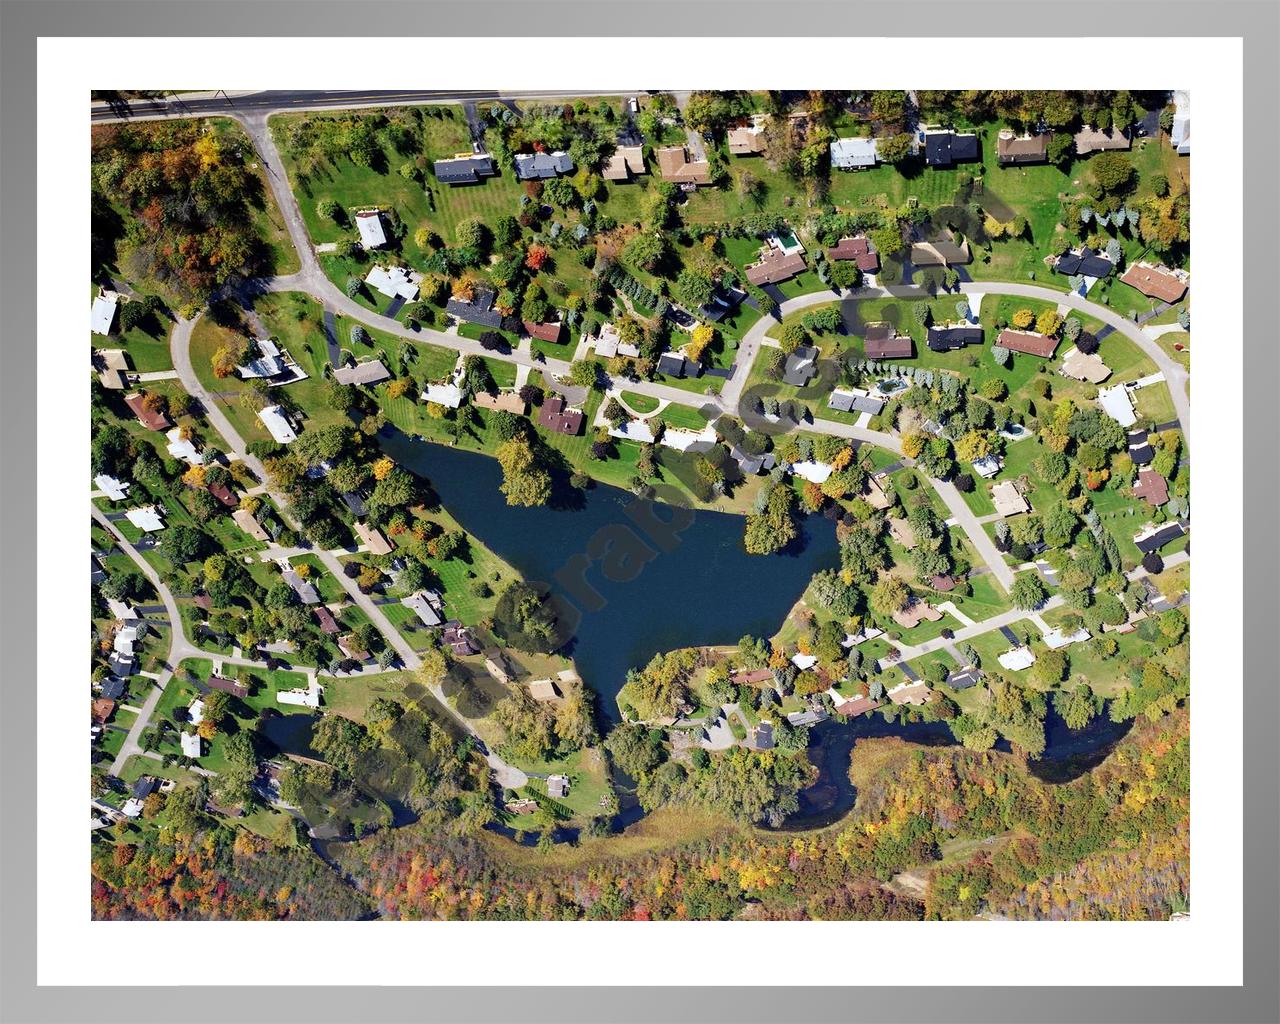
xmin=620 ymin=390 xmax=660 ymax=414
xmin=657 ymin=403 xmax=710 ymax=432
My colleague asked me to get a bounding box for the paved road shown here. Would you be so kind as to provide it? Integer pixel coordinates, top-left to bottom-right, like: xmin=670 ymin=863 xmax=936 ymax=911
xmin=90 ymin=89 xmax=641 ymax=124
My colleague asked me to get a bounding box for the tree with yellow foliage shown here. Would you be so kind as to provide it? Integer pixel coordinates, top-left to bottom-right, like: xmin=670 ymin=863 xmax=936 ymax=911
xmin=685 ymin=324 xmax=716 ymax=364
xmin=1035 ymin=310 xmax=1063 ymax=337
xmin=901 ymin=432 xmax=928 ymax=459
xmin=181 ymin=464 xmax=207 ymax=488
xmin=1011 ymin=308 xmax=1036 ymax=330
xmin=385 ymin=377 xmax=413 ymax=400
xmin=372 ymin=456 xmax=395 ymax=480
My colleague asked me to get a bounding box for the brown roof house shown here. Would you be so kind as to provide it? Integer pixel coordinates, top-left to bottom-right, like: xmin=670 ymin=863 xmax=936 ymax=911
xmin=601 ymin=145 xmax=647 ymax=182
xmin=354 ymin=521 xmax=393 ymax=556
xmin=1060 ymin=347 xmax=1112 ymax=384
xmin=909 ymin=227 xmax=971 ymax=267
xmin=892 ymin=598 xmax=943 ymax=630
xmin=887 ymin=680 xmax=932 ymax=706
xmin=997 ymin=329 xmax=1059 ymax=359
xmin=123 ymin=392 xmax=171 ymax=432
xmin=827 ymin=236 xmax=880 ymax=274
xmin=537 ymin=395 xmax=584 ymax=436
xmin=528 ymin=678 xmax=562 ymax=702
xmin=1119 ymin=262 xmax=1190 ymax=304
xmin=207 ymin=674 xmax=250 ymax=699
xmin=1131 ymin=468 xmax=1169 ymax=507
xmin=863 ymin=323 xmax=913 ymax=360
xmin=655 ymin=145 xmax=712 ymax=186
xmin=1073 ymin=125 xmax=1130 ymax=155
xmin=744 ymin=246 xmax=807 ymax=287
xmin=996 ymin=130 xmax=1050 ymax=165
xmin=991 ymin=480 xmax=1031 ymax=517
xmin=522 ymin=319 xmax=565 ymax=343
xmin=472 ymin=390 xmax=527 ymax=415
xmin=727 ymin=115 xmax=768 ymax=156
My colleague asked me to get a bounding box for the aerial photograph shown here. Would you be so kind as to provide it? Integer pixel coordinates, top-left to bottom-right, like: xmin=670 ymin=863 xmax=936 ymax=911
xmin=88 ymin=88 xmax=1191 ymax=922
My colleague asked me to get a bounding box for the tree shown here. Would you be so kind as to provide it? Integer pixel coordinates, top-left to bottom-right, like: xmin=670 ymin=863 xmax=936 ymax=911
xmin=1011 ymin=308 xmax=1035 ymax=330
xmin=495 ymin=436 xmax=552 ymax=508
xmin=871 ymin=576 xmax=910 ymax=617
xmin=622 ymin=232 xmax=667 ymax=273
xmin=875 ymin=133 xmax=914 ymax=164
xmin=1142 ymin=551 xmax=1164 ymax=575
xmin=869 ymin=225 xmax=904 ymax=259
xmin=1090 ymin=152 xmax=1136 ymax=195
xmin=416 ymin=647 xmax=451 ymax=688
xmin=1010 ymin=571 xmax=1049 ymax=610
xmin=566 ymin=359 xmax=602 ymax=391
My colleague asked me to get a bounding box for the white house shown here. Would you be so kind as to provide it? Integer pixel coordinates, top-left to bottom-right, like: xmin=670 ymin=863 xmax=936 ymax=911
xmin=90 ymin=291 xmax=119 ymax=336
xmin=165 ymin=427 xmax=204 ymax=465
xmin=94 ymin=474 xmax=130 ymax=501
xmin=830 ymin=136 xmax=879 ymax=170
xmin=421 ymin=381 xmax=463 ymax=409
xmin=180 ymin=732 xmax=202 ymax=758
xmin=972 ymin=455 xmax=1003 ymax=479
xmin=365 ymin=264 xmax=421 ymax=301
xmin=106 ymin=598 xmax=138 ymax=621
xmin=791 ymin=652 xmax=818 ymax=671
xmin=790 ymin=460 xmax=833 ymax=484
xmin=608 ymin=419 xmax=656 ymax=444
xmin=354 ymin=209 xmax=388 ymax=249
xmin=1170 ymin=90 xmax=1191 ymax=155
xmin=660 ymin=425 xmax=718 ymax=454
xmin=997 ymin=646 xmax=1036 ymax=671
xmin=277 ymin=676 xmax=323 ymax=709
xmin=258 ymin=405 xmax=298 ymax=444
xmin=1042 ymin=626 xmax=1091 ymax=650
xmin=1098 ymin=385 xmax=1137 ymax=427
xmin=237 ymin=337 xmax=287 ymax=379
xmin=188 ymin=698 xmax=205 ymax=725
xmin=402 ymin=590 xmax=444 ymax=627
xmin=125 ymin=505 xmax=165 ymax=532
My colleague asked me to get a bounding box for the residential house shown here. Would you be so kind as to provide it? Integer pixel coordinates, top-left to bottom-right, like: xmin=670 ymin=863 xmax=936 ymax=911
xmin=528 ymin=678 xmax=562 ymax=702
xmin=472 ymin=390 xmax=527 ymax=414
xmin=123 ymin=392 xmax=171 ymax=431
xmin=98 ymin=677 xmax=126 ymax=700
xmin=313 ymin=605 xmax=340 ymax=635
xmin=908 ymin=227 xmax=972 ymax=267
xmin=91 ymin=697 xmax=116 ymax=725
xmin=536 ymin=395 xmax=584 ymax=435
xmin=862 ymin=474 xmax=893 ymax=510
xmin=180 ymin=732 xmax=202 ymax=758
xmin=1098 ymin=384 xmax=1137 ymax=427
xmin=657 ymin=351 xmax=698 ymax=378
xmin=887 ymin=680 xmax=932 ymax=706
xmin=433 ymin=152 xmax=497 ymax=185
xmin=1170 ymin=90 xmax=1191 ymax=155
xmin=483 ymin=652 xmax=513 ymax=685
xmin=1120 ymin=262 xmax=1189 ymax=303
xmin=1042 ymin=626 xmax=1091 ymax=651
xmin=1134 ymin=521 xmax=1186 ymax=554
xmin=1132 ymin=469 xmax=1170 ymax=507
xmin=996 ymin=129 xmax=1049 ymax=165
xmin=281 ymin=568 xmax=320 ymax=605
xmin=863 ymin=322 xmax=913 ymax=360
xmin=830 ymin=136 xmax=879 ymax=170
xmin=207 ymin=674 xmax=250 ymax=699
xmin=991 ymin=480 xmax=1030 ymax=517
xmin=124 ymin=505 xmax=164 ymax=532
xmin=946 ymin=666 xmax=982 ymax=689
xmin=446 ymin=286 xmax=514 ymax=332
xmin=922 ymin=128 xmax=979 ymax=167
xmin=601 ymin=144 xmax=646 ymax=181
xmin=728 ymin=114 xmax=768 ymax=156
xmin=365 ymin=264 xmax=420 ymax=301
xmin=441 ymin=622 xmax=480 ymax=656
xmin=781 ymin=345 xmax=819 ymax=387
xmin=746 ymin=721 xmax=775 ymax=751
xmin=505 ymin=798 xmax=539 ymax=815
xmin=697 ymin=285 xmax=747 ymax=323
xmin=789 ymin=460 xmax=832 ymax=484
xmin=165 ymin=427 xmax=203 ymax=465
xmin=729 ymin=446 xmax=776 ymax=476
xmin=354 ymin=521 xmax=392 ymax=556
xmin=277 ymin=676 xmax=323 ymax=708
xmin=236 ymin=336 xmax=287 ymax=379
xmin=258 ymin=405 xmax=297 ymax=444
xmin=1127 ymin=429 xmax=1155 ymax=465
xmin=95 ymin=348 xmax=130 ymax=389
xmin=930 ymin=574 xmax=957 ymax=592
xmin=1060 ymin=347 xmax=1112 ymax=384
xmin=547 ymin=775 xmax=570 ymax=799
xmin=522 ymin=319 xmax=564 ymax=344
xmin=422 ymin=379 xmax=464 ymax=409
xmin=655 ymin=145 xmax=712 ymax=186
xmin=207 ymin=481 xmax=238 ymax=508
xmin=926 ymin=323 xmax=983 ymax=352
xmin=1054 ymin=246 xmax=1114 ymax=280
xmin=333 ymin=359 xmax=392 ymax=386
xmin=827 ymin=388 xmax=885 ymax=416
xmin=744 ymin=245 xmax=807 ymax=287
xmin=1073 ymin=125 xmax=1129 ymax=155
xmin=972 ymin=454 xmax=1003 ymax=479
xmin=826 ymin=235 xmax=880 ymax=273
xmin=340 ymin=490 xmax=368 ymax=517
xmin=336 ymin=634 xmax=369 ymax=662
xmin=402 ymin=590 xmax=444 ymax=627
xmin=90 ymin=552 xmax=107 ymax=584
xmin=354 ymin=209 xmax=388 ymax=250
xmin=94 ymin=474 xmax=129 ymax=501
xmin=592 ymin=321 xmax=640 ymax=359
xmin=997 ymin=646 xmax=1036 ymax=671
xmin=514 ymin=151 xmax=573 ymax=180
xmin=892 ymin=599 xmax=943 ymax=630
xmin=834 ymin=694 xmax=881 ymax=717
xmin=231 ymin=508 xmax=269 ymax=542
xmin=791 ymin=652 xmax=818 ymax=671
xmin=90 ymin=290 xmax=119 ymax=335
xmin=609 ymin=419 xmax=656 ymax=445
xmin=997 ymin=329 xmax=1059 ymax=359
xmin=187 ymin=699 xmax=205 ymax=725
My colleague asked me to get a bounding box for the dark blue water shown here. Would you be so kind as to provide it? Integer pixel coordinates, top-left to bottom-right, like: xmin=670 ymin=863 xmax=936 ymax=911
xmin=377 ymin=430 xmax=840 ymax=720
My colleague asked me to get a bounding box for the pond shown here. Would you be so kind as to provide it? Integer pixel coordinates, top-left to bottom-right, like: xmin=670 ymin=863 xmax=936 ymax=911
xmin=377 ymin=429 xmax=841 ymax=721
xmin=273 ymin=423 xmax=838 ymax=849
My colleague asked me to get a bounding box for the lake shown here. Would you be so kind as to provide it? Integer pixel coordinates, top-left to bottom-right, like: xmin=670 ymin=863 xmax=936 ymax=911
xmin=378 ymin=429 xmax=840 ymax=720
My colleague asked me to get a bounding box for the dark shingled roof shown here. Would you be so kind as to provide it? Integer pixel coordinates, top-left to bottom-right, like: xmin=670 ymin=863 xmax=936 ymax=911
xmin=926 ymin=324 xmax=984 ymax=352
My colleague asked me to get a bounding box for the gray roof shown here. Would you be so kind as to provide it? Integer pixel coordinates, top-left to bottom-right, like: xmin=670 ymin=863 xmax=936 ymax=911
xmin=514 ymin=151 xmax=574 ymax=180
xmin=782 ymin=346 xmax=819 ymax=387
xmin=657 ymin=352 xmax=690 ymax=377
xmin=434 ymin=153 xmax=497 ymax=185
